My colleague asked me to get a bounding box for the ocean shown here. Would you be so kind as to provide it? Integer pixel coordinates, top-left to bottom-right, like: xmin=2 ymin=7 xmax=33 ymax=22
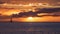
xmin=0 ymin=22 xmax=60 ymax=34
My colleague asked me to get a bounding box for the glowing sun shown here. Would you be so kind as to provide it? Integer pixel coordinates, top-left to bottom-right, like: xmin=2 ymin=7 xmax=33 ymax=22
xmin=28 ymin=17 xmax=33 ymax=19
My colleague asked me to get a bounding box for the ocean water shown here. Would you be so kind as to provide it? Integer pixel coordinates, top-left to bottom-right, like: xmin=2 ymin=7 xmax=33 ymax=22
xmin=0 ymin=22 xmax=60 ymax=34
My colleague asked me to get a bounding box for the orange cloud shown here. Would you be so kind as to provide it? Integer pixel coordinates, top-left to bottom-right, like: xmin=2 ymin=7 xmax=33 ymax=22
xmin=0 ymin=9 xmax=20 ymax=15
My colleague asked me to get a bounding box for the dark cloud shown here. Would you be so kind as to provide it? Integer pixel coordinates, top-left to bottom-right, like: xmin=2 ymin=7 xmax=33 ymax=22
xmin=10 ymin=8 xmax=60 ymax=18
xmin=35 ymin=8 xmax=60 ymax=13
xmin=12 ymin=11 xmax=38 ymax=17
xmin=0 ymin=7 xmax=60 ymax=19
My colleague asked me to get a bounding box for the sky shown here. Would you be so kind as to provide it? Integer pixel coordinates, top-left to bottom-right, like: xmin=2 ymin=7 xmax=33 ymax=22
xmin=0 ymin=0 xmax=60 ymax=5
xmin=0 ymin=0 xmax=60 ymax=22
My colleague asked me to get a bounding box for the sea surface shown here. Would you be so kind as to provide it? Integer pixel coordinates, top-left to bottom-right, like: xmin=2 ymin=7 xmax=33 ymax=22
xmin=0 ymin=22 xmax=60 ymax=34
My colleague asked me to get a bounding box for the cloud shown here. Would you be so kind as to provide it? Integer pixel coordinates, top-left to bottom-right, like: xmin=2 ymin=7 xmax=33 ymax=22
xmin=0 ymin=0 xmax=60 ymax=4
xmin=35 ymin=8 xmax=60 ymax=13
xmin=0 ymin=7 xmax=60 ymax=18
xmin=10 ymin=8 xmax=60 ymax=18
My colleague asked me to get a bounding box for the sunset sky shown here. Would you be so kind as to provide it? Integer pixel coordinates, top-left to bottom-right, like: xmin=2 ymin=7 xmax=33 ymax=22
xmin=0 ymin=0 xmax=60 ymax=15
xmin=0 ymin=0 xmax=60 ymax=4
xmin=0 ymin=0 xmax=60 ymax=22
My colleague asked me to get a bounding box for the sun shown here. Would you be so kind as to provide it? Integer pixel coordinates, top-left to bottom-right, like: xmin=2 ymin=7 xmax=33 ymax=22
xmin=26 ymin=17 xmax=34 ymax=22
xmin=28 ymin=17 xmax=33 ymax=19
